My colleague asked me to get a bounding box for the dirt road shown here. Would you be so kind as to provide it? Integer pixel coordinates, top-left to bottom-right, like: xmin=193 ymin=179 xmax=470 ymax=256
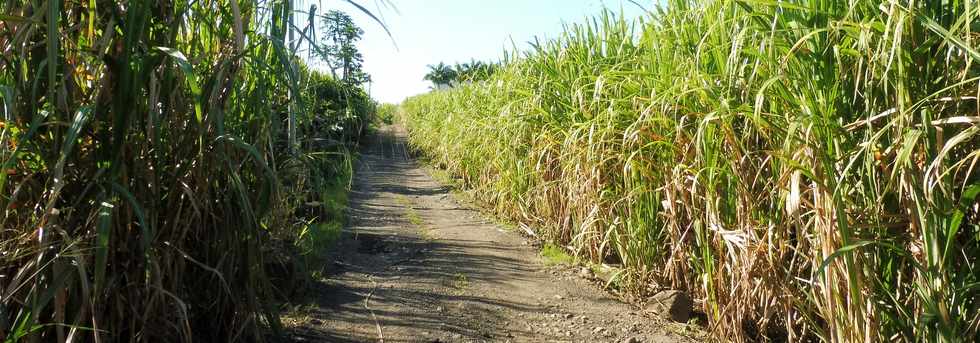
xmin=287 ymin=126 xmax=697 ymax=343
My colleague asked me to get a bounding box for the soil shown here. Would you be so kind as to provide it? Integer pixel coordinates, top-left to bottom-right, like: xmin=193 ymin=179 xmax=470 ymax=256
xmin=285 ymin=126 xmax=700 ymax=343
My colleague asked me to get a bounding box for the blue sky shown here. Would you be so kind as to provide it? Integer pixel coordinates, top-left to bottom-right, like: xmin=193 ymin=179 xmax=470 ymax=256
xmin=320 ymin=0 xmax=652 ymax=103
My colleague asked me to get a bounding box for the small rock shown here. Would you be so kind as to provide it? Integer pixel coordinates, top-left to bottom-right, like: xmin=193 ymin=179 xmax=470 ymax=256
xmin=436 ymin=306 xmax=444 ymax=312
xmin=592 ymin=326 xmax=605 ymax=334
xmin=622 ymin=337 xmax=641 ymax=343
xmin=564 ymin=313 xmax=574 ymax=319
xmin=554 ymin=294 xmax=563 ymax=300
xmin=645 ymin=290 xmax=693 ymax=323
xmin=579 ymin=267 xmax=594 ymax=279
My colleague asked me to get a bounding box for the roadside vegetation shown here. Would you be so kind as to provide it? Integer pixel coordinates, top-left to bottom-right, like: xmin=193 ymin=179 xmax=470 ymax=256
xmin=402 ymin=1 xmax=980 ymax=341
xmin=377 ymin=103 xmax=398 ymax=125
xmin=0 ymin=1 xmax=377 ymax=341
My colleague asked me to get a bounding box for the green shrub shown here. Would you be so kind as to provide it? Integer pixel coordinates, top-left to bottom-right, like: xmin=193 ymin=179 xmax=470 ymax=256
xmin=377 ymin=103 xmax=397 ymax=125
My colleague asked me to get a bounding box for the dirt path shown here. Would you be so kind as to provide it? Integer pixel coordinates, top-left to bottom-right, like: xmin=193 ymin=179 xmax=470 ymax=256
xmin=287 ymin=126 xmax=696 ymax=343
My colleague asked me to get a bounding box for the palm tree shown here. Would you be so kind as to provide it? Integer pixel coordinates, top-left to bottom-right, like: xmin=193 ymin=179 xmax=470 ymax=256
xmin=454 ymin=61 xmax=471 ymax=82
xmin=424 ymin=59 xmax=500 ymax=89
xmin=423 ymin=62 xmax=457 ymax=89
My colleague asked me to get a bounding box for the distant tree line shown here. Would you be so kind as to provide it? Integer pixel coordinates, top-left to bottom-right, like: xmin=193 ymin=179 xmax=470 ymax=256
xmin=423 ymin=59 xmax=499 ymax=89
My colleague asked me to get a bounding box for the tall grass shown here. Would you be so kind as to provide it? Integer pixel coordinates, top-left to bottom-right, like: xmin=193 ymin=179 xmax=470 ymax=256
xmin=0 ymin=0 xmax=373 ymax=341
xmin=402 ymin=1 xmax=980 ymax=341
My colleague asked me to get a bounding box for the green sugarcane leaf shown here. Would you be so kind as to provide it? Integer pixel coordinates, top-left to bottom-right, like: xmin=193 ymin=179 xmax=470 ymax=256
xmin=156 ymin=47 xmax=203 ymax=123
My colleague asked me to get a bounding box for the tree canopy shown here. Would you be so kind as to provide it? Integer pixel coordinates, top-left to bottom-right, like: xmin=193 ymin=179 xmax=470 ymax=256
xmin=320 ymin=10 xmax=370 ymax=87
xmin=424 ymin=59 xmax=498 ymax=89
